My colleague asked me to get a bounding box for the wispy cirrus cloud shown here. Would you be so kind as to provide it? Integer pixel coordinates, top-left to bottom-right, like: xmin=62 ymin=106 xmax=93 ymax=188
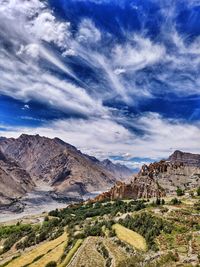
xmin=1 ymin=0 xmax=200 ymax=166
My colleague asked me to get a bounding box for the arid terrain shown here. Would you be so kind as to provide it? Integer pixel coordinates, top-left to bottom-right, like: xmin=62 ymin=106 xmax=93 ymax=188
xmin=0 ymin=191 xmax=200 ymax=267
xmin=1 ymin=137 xmax=200 ymax=266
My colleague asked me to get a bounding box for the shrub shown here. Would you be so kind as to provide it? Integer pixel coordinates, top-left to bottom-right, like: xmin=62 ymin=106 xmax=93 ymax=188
xmin=197 ymin=187 xmax=200 ymax=196
xmin=45 ymin=261 xmax=57 ymax=267
xmin=44 ymin=216 xmax=49 ymax=222
xmin=171 ymin=198 xmax=181 ymax=205
xmin=176 ymin=188 xmax=184 ymax=196
xmin=156 ymin=198 xmax=160 ymax=205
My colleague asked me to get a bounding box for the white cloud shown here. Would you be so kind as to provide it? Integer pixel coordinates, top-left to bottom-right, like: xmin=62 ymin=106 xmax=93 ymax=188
xmin=114 ymin=68 xmax=126 ymax=75
xmin=17 ymin=44 xmax=40 ymax=58
xmin=1 ymin=112 xmax=200 ymax=163
xmin=22 ymin=104 xmax=30 ymax=110
xmin=28 ymin=11 xmax=71 ymax=48
xmin=77 ymin=19 xmax=101 ymax=43
xmin=1 ymin=0 xmax=200 ymax=166
xmin=62 ymin=49 xmax=76 ymax=57
xmin=112 ymin=35 xmax=166 ymax=71
xmin=0 ymin=0 xmax=106 ymax=117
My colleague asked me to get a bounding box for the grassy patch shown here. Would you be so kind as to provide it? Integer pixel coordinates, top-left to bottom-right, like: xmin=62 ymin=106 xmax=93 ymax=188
xmin=29 ymin=242 xmax=65 ymax=267
xmin=5 ymin=232 xmax=67 ymax=267
xmin=103 ymin=238 xmax=127 ymax=266
xmin=112 ymin=224 xmax=147 ymax=251
xmin=59 ymin=239 xmax=83 ymax=267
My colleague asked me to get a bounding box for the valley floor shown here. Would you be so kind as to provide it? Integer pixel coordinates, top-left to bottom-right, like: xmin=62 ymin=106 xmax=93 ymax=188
xmin=0 ymin=186 xmax=103 ymax=224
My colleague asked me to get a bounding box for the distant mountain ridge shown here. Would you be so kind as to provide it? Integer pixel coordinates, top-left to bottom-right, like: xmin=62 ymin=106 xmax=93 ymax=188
xmin=100 ymin=159 xmax=133 ymax=180
xmin=1 ymin=134 xmax=199 ymax=207
xmin=0 ymin=134 xmax=133 ymax=203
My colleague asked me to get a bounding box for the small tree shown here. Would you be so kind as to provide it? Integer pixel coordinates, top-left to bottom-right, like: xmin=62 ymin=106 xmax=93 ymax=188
xmin=156 ymin=198 xmax=161 ymax=205
xmin=44 ymin=216 xmax=49 ymax=222
xmin=45 ymin=261 xmax=57 ymax=267
xmin=161 ymin=199 xmax=165 ymax=205
xmin=197 ymin=187 xmax=200 ymax=196
xmin=176 ymin=188 xmax=184 ymax=196
xmin=171 ymin=198 xmax=181 ymax=205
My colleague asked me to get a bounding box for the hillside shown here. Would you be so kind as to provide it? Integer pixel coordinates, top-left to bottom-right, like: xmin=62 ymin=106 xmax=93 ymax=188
xmin=92 ymin=178 xmax=165 ymax=203
xmin=0 ymin=134 xmax=132 ymax=199
xmin=1 ymin=191 xmax=200 ymax=267
xmin=0 ymin=150 xmax=35 ymax=205
xmin=100 ymin=159 xmax=133 ymax=181
xmin=169 ymin=150 xmax=200 ymax=166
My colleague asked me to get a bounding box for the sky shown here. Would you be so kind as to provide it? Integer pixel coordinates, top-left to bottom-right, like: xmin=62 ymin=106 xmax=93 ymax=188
xmin=0 ymin=0 xmax=200 ymax=170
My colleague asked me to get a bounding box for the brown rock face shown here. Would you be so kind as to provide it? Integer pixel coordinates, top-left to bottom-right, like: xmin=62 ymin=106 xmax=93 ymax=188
xmin=94 ymin=150 xmax=200 ymax=202
xmin=0 ymin=150 xmax=35 ymax=205
xmin=93 ymin=177 xmax=165 ymax=202
xmin=0 ymin=134 xmax=131 ymax=198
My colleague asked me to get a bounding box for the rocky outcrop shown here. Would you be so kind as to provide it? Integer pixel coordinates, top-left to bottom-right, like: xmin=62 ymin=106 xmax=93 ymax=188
xmin=136 ymin=151 xmax=200 ymax=194
xmin=0 ymin=150 xmax=35 ymax=205
xmin=0 ymin=134 xmax=131 ymax=198
xmin=93 ymin=177 xmax=165 ymax=202
xmin=94 ymin=150 xmax=200 ymax=202
xmin=169 ymin=150 xmax=200 ymax=167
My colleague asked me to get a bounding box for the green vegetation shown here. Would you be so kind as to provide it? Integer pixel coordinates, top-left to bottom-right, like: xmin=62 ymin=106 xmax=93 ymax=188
xmin=0 ymin=218 xmax=64 ymax=255
xmin=59 ymin=239 xmax=83 ymax=267
xmin=45 ymin=262 xmax=57 ymax=267
xmin=1 ymin=189 xmax=200 ymax=267
xmin=197 ymin=186 xmax=200 ymax=196
xmin=119 ymin=212 xmax=173 ymax=251
xmin=170 ymin=197 xmax=182 ymax=205
xmin=3 ymin=232 xmax=67 ymax=267
xmin=176 ymin=187 xmax=185 ymax=196
xmin=113 ymin=224 xmax=147 ymax=251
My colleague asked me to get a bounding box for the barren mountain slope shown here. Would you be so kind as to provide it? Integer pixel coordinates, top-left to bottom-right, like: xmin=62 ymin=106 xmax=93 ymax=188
xmin=0 ymin=150 xmax=35 ymax=205
xmin=0 ymin=134 xmax=126 ymax=197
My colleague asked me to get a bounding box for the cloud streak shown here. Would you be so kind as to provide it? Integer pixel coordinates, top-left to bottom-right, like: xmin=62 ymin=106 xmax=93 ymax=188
xmin=0 ymin=0 xmax=200 ymax=165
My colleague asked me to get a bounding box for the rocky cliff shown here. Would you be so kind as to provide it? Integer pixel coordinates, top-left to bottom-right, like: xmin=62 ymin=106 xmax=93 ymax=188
xmin=137 ymin=151 xmax=200 ymax=194
xmin=93 ymin=150 xmax=200 ymax=202
xmin=0 ymin=150 xmax=35 ymax=205
xmin=0 ymin=134 xmax=132 ymax=199
xmin=93 ymin=177 xmax=165 ymax=202
xmin=169 ymin=150 xmax=200 ymax=167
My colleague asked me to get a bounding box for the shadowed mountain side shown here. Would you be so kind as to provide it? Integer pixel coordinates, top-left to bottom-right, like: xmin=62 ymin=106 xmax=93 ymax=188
xmin=0 ymin=150 xmax=35 ymax=205
xmin=0 ymin=134 xmax=133 ymax=199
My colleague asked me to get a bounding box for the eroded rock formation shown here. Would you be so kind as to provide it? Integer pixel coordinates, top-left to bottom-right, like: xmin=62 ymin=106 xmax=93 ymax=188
xmin=93 ymin=177 xmax=165 ymax=202
xmin=137 ymin=151 xmax=200 ymax=194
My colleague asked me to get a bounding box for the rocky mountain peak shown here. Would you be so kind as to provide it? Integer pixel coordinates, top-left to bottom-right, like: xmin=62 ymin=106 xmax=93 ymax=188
xmin=0 ymin=134 xmax=133 ymax=200
xmin=168 ymin=150 xmax=200 ymax=167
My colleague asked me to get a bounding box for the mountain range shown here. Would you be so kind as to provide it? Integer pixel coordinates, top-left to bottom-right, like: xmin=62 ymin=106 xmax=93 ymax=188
xmin=0 ymin=134 xmax=200 ymax=209
xmin=0 ymin=134 xmax=132 ymax=206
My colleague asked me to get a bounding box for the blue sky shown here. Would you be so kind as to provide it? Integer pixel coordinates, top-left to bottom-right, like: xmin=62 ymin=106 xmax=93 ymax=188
xmin=0 ymin=0 xmax=200 ymax=170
